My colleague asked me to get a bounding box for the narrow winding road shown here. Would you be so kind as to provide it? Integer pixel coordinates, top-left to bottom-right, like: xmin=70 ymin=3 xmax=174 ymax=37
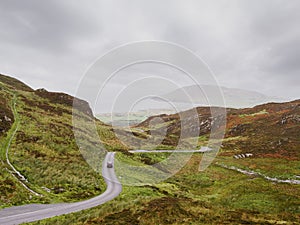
xmin=0 ymin=152 xmax=122 ymax=225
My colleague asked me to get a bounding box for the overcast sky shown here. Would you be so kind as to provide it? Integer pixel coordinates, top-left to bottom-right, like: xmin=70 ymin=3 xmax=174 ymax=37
xmin=0 ymin=0 xmax=299 ymax=112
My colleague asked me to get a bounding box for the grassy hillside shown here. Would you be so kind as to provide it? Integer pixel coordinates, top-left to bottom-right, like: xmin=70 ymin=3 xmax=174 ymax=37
xmin=0 ymin=74 xmax=299 ymax=224
xmin=134 ymin=100 xmax=300 ymax=159
xmin=26 ymin=154 xmax=300 ymax=225
xmin=25 ymin=101 xmax=299 ymax=224
xmin=0 ymin=74 xmax=128 ymax=208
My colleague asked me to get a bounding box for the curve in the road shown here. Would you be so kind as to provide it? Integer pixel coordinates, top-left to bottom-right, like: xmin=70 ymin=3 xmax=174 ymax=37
xmin=0 ymin=152 xmax=122 ymax=225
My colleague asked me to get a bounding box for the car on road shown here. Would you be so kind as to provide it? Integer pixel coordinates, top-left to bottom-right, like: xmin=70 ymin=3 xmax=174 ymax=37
xmin=107 ymin=161 xmax=113 ymax=168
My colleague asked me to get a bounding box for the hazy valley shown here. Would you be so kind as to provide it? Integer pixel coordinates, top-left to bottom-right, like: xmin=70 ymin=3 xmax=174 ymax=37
xmin=0 ymin=74 xmax=299 ymax=224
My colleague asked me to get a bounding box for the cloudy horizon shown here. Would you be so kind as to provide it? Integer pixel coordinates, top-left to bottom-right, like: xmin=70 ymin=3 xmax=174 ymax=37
xmin=0 ymin=0 xmax=299 ymax=112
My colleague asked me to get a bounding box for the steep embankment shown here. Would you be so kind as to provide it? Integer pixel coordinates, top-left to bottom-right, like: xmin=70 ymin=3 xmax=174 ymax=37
xmin=0 ymin=74 xmax=128 ymax=208
xmin=0 ymin=75 xmax=34 ymax=207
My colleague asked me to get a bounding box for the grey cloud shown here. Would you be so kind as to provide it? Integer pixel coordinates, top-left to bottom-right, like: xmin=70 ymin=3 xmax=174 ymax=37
xmin=0 ymin=0 xmax=299 ymax=111
xmin=0 ymin=0 xmax=100 ymax=54
xmin=264 ymin=38 xmax=300 ymax=74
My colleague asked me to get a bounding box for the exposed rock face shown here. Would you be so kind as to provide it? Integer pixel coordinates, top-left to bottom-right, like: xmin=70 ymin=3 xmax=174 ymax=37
xmin=280 ymin=114 xmax=300 ymax=125
xmin=0 ymin=95 xmax=14 ymax=135
xmin=4 ymin=115 xmax=11 ymax=122
xmin=234 ymin=153 xmax=253 ymax=159
xmin=0 ymin=115 xmax=13 ymax=134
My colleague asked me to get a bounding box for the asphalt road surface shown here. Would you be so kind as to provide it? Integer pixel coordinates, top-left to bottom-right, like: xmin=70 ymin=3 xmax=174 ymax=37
xmin=129 ymin=146 xmax=211 ymax=153
xmin=0 ymin=152 xmax=122 ymax=225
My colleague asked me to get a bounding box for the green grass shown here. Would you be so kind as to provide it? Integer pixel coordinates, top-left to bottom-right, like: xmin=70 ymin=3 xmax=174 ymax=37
xmin=1 ymin=75 xmax=299 ymax=224
xmin=7 ymin=92 xmax=105 ymax=204
xmin=216 ymin=156 xmax=300 ymax=180
xmin=25 ymin=185 xmax=163 ymax=225
xmin=0 ymin=82 xmax=128 ymax=207
xmin=25 ymin=154 xmax=300 ymax=224
xmin=114 ymin=152 xmax=168 ymax=186
xmin=239 ymin=109 xmax=269 ymax=118
xmin=0 ymin=95 xmax=16 ymax=160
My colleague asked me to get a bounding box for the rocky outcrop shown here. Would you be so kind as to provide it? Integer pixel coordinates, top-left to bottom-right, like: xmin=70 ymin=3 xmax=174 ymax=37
xmin=0 ymin=95 xmax=14 ymax=135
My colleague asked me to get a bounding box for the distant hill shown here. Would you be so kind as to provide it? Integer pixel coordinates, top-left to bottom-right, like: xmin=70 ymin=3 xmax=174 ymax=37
xmin=135 ymin=99 xmax=300 ymax=159
xmin=97 ymin=109 xmax=176 ymax=127
xmin=155 ymin=84 xmax=285 ymax=108
xmin=0 ymin=74 xmax=299 ymax=224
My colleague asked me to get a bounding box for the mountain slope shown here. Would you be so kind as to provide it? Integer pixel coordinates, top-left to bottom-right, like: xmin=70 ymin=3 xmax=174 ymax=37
xmin=0 ymin=74 xmax=128 ymax=208
xmin=0 ymin=74 xmax=299 ymax=225
xmin=135 ymin=99 xmax=300 ymax=159
xmin=0 ymin=73 xmax=33 ymax=136
xmin=0 ymin=74 xmax=33 ymax=92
